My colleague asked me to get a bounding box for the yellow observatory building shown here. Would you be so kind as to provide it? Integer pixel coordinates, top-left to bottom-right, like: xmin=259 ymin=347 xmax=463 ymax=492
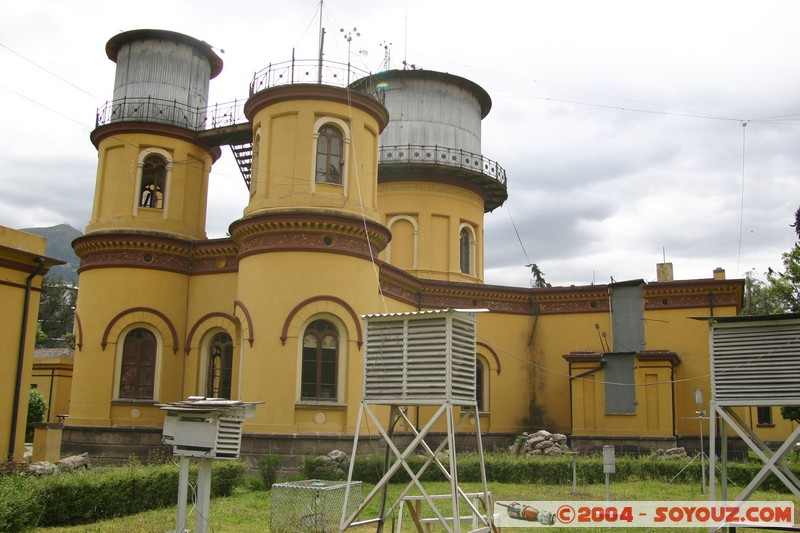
xmin=61 ymin=29 xmax=775 ymax=465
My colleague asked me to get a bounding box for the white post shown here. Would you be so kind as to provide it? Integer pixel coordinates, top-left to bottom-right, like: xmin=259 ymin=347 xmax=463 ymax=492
xmin=195 ymin=458 xmax=213 ymax=533
xmin=174 ymin=456 xmax=191 ymax=533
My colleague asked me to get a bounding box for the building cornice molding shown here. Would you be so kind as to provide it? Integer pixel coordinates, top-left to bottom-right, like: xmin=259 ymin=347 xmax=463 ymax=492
xmin=244 ymin=84 xmax=389 ymax=132
xmin=230 ymin=212 xmax=391 ymax=260
xmin=73 ymin=233 xmax=238 ymax=275
xmin=90 ymin=122 xmax=223 ymax=161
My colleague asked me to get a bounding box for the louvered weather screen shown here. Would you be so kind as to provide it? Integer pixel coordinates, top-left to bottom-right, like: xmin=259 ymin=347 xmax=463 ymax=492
xmin=362 ymin=309 xmax=481 ymax=405
xmin=710 ymin=316 xmax=800 ymax=406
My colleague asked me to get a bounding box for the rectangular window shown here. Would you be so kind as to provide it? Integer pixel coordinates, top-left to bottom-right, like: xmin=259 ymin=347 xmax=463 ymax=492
xmin=756 ymin=406 xmax=773 ymax=426
xmin=605 ymin=352 xmax=636 ymax=414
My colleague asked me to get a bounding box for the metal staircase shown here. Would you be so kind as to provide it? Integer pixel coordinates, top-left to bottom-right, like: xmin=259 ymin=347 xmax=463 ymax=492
xmin=230 ymin=142 xmax=253 ymax=189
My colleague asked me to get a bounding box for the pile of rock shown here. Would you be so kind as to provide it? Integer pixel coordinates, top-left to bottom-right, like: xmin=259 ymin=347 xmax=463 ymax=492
xmin=312 ymin=449 xmax=350 ymax=478
xmin=510 ymin=430 xmax=572 ymax=456
xmin=28 ymin=452 xmax=90 ymax=475
xmin=650 ymin=447 xmax=689 ymax=461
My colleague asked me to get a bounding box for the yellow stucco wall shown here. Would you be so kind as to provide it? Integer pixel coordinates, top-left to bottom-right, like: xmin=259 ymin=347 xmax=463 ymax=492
xmin=86 ymin=133 xmax=213 ymax=240
xmin=0 ymin=226 xmax=48 ymax=461
xmin=69 ymin=266 xmax=191 ymax=426
xmin=63 ymin=71 xmax=798 ymax=458
xmin=30 ymin=357 xmax=73 ymax=423
xmin=379 ymin=180 xmax=485 ymax=283
xmin=244 ymin=94 xmax=383 ymax=222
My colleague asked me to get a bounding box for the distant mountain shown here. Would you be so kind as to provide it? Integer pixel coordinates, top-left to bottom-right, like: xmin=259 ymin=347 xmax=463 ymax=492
xmin=21 ymin=224 xmax=82 ymax=284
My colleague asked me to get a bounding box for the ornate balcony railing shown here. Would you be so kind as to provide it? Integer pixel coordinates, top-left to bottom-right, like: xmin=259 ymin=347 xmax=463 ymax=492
xmin=96 ymin=97 xmax=247 ymax=131
xmin=379 ymin=145 xmax=507 ymax=187
xmin=250 ymin=58 xmax=384 ymax=102
xmin=96 ymin=59 xmax=382 ymax=130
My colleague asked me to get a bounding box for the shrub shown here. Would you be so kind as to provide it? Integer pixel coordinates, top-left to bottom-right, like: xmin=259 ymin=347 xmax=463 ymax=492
xmin=259 ymin=453 xmax=282 ymax=489
xmin=25 ymin=388 xmax=48 ymax=442
xmin=308 ymin=451 xmax=797 ymax=490
xmin=0 ymin=460 xmax=246 ymax=530
xmin=0 ymin=475 xmax=45 ymax=533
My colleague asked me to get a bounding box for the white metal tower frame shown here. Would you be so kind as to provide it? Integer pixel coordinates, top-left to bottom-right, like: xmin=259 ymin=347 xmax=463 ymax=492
xmin=339 ymin=309 xmax=494 ymax=533
xmin=705 ymin=315 xmax=800 ymax=529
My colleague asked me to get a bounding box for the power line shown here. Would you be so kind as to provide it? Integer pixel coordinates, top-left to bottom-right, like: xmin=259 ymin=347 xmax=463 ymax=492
xmin=0 ymin=41 xmax=100 ymax=100
xmin=0 ymin=84 xmax=90 ymax=129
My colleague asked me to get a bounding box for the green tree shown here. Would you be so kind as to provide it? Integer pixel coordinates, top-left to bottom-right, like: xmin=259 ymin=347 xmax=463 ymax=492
xmin=26 ymin=388 xmax=48 ymax=442
xmin=37 ymin=274 xmax=76 ymax=347
xmin=781 ymin=406 xmax=800 ymax=424
xmin=35 ymin=323 xmax=48 ymax=346
xmin=765 ymin=243 xmax=800 ymax=313
xmin=528 ymin=263 xmax=551 ymax=289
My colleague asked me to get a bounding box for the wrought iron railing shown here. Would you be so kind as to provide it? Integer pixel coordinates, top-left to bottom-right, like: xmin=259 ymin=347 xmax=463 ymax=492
xmin=95 ymin=97 xmax=206 ymax=129
xmin=95 ymin=97 xmax=247 ymax=131
xmin=379 ymin=145 xmax=507 ymax=186
xmin=96 ymin=58 xmax=382 ymax=130
xmin=250 ymin=58 xmax=383 ymax=102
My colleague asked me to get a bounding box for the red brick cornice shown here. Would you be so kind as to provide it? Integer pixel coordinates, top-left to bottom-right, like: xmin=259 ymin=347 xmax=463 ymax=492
xmin=73 ymin=233 xmax=238 ymax=275
xmin=229 ymin=212 xmax=391 ymax=260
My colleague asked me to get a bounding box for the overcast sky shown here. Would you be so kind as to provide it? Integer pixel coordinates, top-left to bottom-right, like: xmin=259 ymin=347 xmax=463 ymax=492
xmin=2 ymin=0 xmax=799 ymax=287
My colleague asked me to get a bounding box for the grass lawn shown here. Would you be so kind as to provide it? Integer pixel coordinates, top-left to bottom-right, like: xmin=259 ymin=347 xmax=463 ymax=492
xmin=31 ymin=479 xmax=799 ymax=532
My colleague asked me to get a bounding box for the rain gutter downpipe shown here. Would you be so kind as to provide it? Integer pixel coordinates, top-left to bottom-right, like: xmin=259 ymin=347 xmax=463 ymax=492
xmin=9 ymin=257 xmax=45 ymax=460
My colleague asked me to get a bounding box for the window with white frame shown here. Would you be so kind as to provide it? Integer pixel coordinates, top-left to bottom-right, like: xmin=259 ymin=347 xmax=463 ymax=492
xmin=139 ymin=154 xmax=167 ymax=209
xmin=315 ymin=124 xmax=344 ymax=184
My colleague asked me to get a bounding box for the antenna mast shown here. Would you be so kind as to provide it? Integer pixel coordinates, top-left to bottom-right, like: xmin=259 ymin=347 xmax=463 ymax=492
xmin=317 ymin=0 xmax=325 ymax=83
xmin=380 ymin=40 xmax=392 ymax=71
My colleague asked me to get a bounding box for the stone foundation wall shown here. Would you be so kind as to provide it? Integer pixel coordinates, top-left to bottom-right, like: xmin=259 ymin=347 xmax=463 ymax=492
xmin=60 ymin=426 xmax=517 ymax=471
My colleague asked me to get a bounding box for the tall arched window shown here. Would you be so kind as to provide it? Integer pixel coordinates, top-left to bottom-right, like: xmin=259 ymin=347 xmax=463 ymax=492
xmin=119 ymin=328 xmax=157 ymax=399
xmin=301 ymin=319 xmax=339 ymax=400
xmin=460 ymin=227 xmax=471 ymax=274
xmin=139 ymin=154 xmax=167 ymax=208
xmin=475 ymin=358 xmax=486 ymax=412
xmin=315 ymin=125 xmax=344 ymax=184
xmin=206 ymin=332 xmax=233 ymax=399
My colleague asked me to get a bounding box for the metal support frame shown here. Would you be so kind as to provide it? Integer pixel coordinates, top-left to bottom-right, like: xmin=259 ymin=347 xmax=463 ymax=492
xmin=709 ymin=403 xmax=800 ymax=504
xmin=339 ymin=401 xmax=494 ymax=533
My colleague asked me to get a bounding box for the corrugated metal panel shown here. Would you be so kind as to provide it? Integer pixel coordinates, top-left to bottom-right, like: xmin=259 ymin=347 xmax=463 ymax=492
xmin=380 ymin=78 xmax=483 ymax=154
xmin=111 ymin=36 xmax=211 ymax=127
xmin=611 ymin=284 xmax=645 ymax=353
xmin=711 ymin=320 xmax=800 ymax=405
xmin=604 ymin=353 xmax=636 ymax=414
xmin=363 ymin=309 xmax=478 ymax=404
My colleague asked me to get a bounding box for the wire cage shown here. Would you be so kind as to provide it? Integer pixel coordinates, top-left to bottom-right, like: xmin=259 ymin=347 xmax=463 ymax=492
xmin=270 ymin=479 xmax=362 ymax=533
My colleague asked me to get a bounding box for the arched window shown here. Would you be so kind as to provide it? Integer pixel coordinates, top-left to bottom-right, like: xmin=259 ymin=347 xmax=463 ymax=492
xmin=475 ymin=357 xmax=486 ymax=412
xmin=301 ymin=319 xmax=339 ymax=400
xmin=139 ymin=154 xmax=167 ymax=208
xmin=460 ymin=227 xmax=471 ymax=274
xmin=119 ymin=328 xmax=157 ymax=399
xmin=315 ymin=125 xmax=344 ymax=184
xmin=206 ymin=332 xmax=233 ymax=399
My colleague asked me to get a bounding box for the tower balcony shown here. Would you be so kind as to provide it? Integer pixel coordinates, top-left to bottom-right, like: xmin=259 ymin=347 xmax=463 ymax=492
xmin=249 ymin=58 xmax=384 ymax=102
xmin=378 ymin=144 xmax=508 ymax=212
xmin=95 ymin=97 xmax=247 ymax=132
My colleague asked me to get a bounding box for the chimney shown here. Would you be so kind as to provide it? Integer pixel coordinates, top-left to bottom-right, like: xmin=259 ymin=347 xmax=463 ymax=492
xmin=656 ymin=262 xmax=674 ymax=282
xmin=713 ymin=267 xmax=726 ymax=280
